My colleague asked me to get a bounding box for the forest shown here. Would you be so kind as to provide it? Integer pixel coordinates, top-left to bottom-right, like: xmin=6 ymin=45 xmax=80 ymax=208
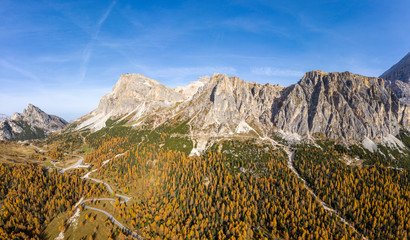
xmin=75 ymin=123 xmax=409 ymax=239
xmin=0 ymin=164 xmax=105 ymax=239
xmin=0 ymin=121 xmax=409 ymax=239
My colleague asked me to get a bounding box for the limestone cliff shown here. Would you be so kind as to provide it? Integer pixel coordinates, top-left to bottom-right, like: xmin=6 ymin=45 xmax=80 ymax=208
xmin=180 ymin=71 xmax=408 ymax=143
xmin=74 ymin=73 xmax=186 ymax=131
xmin=72 ymin=71 xmax=409 ymax=145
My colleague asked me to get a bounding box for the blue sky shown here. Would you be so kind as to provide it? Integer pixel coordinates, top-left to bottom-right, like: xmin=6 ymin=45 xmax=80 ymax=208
xmin=1 ymin=0 xmax=409 ymax=120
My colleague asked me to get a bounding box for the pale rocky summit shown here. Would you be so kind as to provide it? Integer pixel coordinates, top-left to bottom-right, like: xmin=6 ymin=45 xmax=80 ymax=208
xmin=380 ymin=52 xmax=410 ymax=104
xmin=174 ymin=76 xmax=211 ymax=99
xmin=74 ymin=73 xmax=186 ymax=131
xmin=0 ymin=104 xmax=68 ymax=140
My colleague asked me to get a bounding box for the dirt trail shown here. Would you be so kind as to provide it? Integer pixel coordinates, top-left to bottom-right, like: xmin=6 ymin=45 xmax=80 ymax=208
xmin=261 ymin=137 xmax=367 ymax=240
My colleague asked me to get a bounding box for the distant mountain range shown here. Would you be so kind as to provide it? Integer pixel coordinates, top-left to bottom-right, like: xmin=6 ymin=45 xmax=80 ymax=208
xmin=0 ymin=114 xmax=9 ymax=121
xmin=0 ymin=104 xmax=68 ymax=140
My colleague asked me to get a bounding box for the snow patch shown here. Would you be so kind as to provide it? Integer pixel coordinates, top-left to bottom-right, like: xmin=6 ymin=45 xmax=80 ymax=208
xmin=235 ymin=121 xmax=255 ymax=134
xmin=362 ymin=137 xmax=378 ymax=153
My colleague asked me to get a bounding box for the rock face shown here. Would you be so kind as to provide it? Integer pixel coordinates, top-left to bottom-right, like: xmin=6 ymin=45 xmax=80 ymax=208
xmin=74 ymin=71 xmax=409 ymax=145
xmin=74 ymin=73 xmax=186 ymax=131
xmin=0 ymin=104 xmax=68 ymax=140
xmin=277 ymin=71 xmax=408 ymax=141
xmin=179 ymin=73 xmax=284 ymax=137
xmin=181 ymin=71 xmax=408 ymax=143
xmin=380 ymin=52 xmax=410 ymax=104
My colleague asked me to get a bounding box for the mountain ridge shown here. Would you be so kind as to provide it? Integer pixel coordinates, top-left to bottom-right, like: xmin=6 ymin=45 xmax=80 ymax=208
xmin=71 ymin=70 xmax=409 ymax=150
xmin=0 ymin=104 xmax=68 ymax=140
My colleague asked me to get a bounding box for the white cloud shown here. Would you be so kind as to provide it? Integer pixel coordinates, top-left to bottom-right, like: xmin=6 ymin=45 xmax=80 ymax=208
xmin=251 ymin=67 xmax=304 ymax=77
xmin=79 ymin=0 xmax=117 ymax=82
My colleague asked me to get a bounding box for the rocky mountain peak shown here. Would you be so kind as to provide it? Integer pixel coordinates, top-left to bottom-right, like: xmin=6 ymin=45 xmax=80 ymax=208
xmin=99 ymin=73 xmax=185 ymax=115
xmin=20 ymin=104 xmax=48 ymax=122
xmin=111 ymin=73 xmax=161 ymax=94
xmin=174 ymin=76 xmax=211 ymax=98
xmin=11 ymin=113 xmax=20 ymax=121
xmin=300 ymin=70 xmax=385 ymax=87
xmin=380 ymin=52 xmax=410 ymax=84
xmin=0 ymin=104 xmax=68 ymax=140
xmin=75 ymin=73 xmax=186 ymax=131
xmin=380 ymin=52 xmax=410 ymax=104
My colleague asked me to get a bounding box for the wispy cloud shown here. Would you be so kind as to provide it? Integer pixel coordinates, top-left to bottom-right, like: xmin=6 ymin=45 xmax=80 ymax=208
xmin=251 ymin=67 xmax=304 ymax=77
xmin=79 ymin=0 xmax=117 ymax=82
xmin=0 ymin=59 xmax=39 ymax=81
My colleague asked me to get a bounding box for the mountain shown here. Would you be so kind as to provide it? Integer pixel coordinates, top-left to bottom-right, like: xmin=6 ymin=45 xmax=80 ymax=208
xmin=0 ymin=104 xmax=68 ymax=140
xmin=73 ymin=71 xmax=409 ymax=148
xmin=179 ymin=71 xmax=408 ymax=144
xmin=0 ymin=114 xmax=8 ymax=121
xmin=74 ymin=73 xmax=186 ymax=131
xmin=380 ymin=52 xmax=410 ymax=104
xmin=174 ymin=76 xmax=210 ymax=99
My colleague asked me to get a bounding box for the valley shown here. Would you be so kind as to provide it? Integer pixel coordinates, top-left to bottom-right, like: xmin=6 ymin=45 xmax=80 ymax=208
xmin=2 ymin=0 xmax=409 ymax=238
xmin=0 ymin=64 xmax=409 ymax=239
xmin=15 ymin=116 xmax=406 ymax=240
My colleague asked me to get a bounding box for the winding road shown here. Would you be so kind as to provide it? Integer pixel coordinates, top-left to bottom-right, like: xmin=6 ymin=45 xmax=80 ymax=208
xmin=259 ymin=136 xmax=367 ymax=239
xmin=34 ymin=138 xmax=369 ymax=239
xmin=29 ymin=142 xmax=140 ymax=239
xmin=60 ymin=155 xmax=89 ymax=173
xmin=71 ymin=152 xmax=140 ymax=239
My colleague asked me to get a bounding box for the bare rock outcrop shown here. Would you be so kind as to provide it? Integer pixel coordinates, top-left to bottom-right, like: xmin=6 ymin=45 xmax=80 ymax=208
xmin=183 ymin=71 xmax=408 ymax=143
xmin=275 ymin=71 xmax=408 ymax=141
xmin=74 ymin=73 xmax=186 ymax=131
xmin=380 ymin=52 xmax=410 ymax=104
